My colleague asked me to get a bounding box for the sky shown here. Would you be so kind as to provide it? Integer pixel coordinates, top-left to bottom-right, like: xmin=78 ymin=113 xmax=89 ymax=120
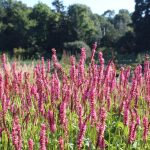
xmin=19 ymin=0 xmax=135 ymax=15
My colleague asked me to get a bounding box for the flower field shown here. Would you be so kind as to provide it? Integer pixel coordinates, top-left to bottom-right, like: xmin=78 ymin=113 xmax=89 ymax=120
xmin=0 ymin=44 xmax=150 ymax=150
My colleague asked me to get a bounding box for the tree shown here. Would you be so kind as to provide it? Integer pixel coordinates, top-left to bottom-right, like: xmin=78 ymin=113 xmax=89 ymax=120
xmin=102 ymin=10 xmax=115 ymax=23
xmin=68 ymin=4 xmax=100 ymax=45
xmin=100 ymin=9 xmax=133 ymax=51
xmin=99 ymin=11 xmax=118 ymax=47
xmin=29 ymin=3 xmax=54 ymax=55
xmin=100 ymin=20 xmax=118 ymax=47
xmin=51 ymin=0 xmax=69 ymax=52
xmin=0 ymin=0 xmax=33 ymax=54
xmin=52 ymin=0 xmax=65 ymax=13
xmin=132 ymin=0 xmax=150 ymax=52
xmin=114 ymin=9 xmax=132 ymax=35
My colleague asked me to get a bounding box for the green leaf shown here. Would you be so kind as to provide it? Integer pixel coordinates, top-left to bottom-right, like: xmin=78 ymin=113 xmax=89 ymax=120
xmin=123 ymin=126 xmax=129 ymax=137
xmin=68 ymin=143 xmax=74 ymax=150
xmin=117 ymin=122 xmax=124 ymax=129
xmin=133 ymin=141 xmax=138 ymax=149
xmin=2 ymin=131 xmax=8 ymax=150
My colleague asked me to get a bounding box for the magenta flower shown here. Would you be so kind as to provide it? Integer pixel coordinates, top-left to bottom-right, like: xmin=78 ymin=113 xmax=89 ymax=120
xmin=128 ymin=122 xmax=136 ymax=143
xmin=91 ymin=42 xmax=97 ymax=61
xmin=143 ymin=117 xmax=149 ymax=142
xmin=97 ymin=107 xmax=106 ymax=149
xmin=28 ymin=139 xmax=34 ymax=150
xmin=12 ymin=116 xmax=22 ymax=150
xmin=58 ymin=137 xmax=64 ymax=150
xmin=40 ymin=124 xmax=47 ymax=150
xmin=59 ymin=101 xmax=67 ymax=127
xmin=89 ymin=87 xmax=97 ymax=123
xmin=77 ymin=117 xmax=88 ymax=150
xmin=47 ymin=110 xmax=56 ymax=133
xmin=123 ymin=104 xmax=129 ymax=126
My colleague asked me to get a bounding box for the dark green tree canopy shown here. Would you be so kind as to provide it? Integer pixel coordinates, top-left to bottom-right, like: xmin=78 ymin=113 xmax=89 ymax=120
xmin=132 ymin=0 xmax=150 ymax=52
xmin=68 ymin=4 xmax=101 ymax=45
xmin=0 ymin=0 xmax=33 ymax=54
xmin=1 ymin=0 xmax=147 ymax=58
xmin=52 ymin=0 xmax=65 ymax=13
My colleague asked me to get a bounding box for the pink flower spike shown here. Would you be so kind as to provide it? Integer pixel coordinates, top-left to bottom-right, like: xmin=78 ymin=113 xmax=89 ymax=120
xmin=28 ymin=139 xmax=34 ymax=150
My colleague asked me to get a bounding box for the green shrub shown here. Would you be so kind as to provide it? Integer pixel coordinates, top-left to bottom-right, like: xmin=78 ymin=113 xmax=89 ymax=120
xmin=13 ymin=47 xmax=26 ymax=59
xmin=64 ymin=41 xmax=91 ymax=59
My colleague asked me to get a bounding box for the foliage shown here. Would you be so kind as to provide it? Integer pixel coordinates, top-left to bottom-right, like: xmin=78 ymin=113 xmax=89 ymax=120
xmin=0 ymin=0 xmax=137 ymax=58
xmin=132 ymin=0 xmax=150 ymax=52
xmin=67 ymin=4 xmax=101 ymax=45
xmin=0 ymin=0 xmax=34 ymax=54
xmin=0 ymin=0 xmax=149 ymax=59
xmin=64 ymin=41 xmax=91 ymax=58
xmin=116 ymin=31 xmax=135 ymax=53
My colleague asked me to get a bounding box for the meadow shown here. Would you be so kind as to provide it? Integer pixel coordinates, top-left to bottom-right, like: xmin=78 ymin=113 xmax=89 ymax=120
xmin=0 ymin=43 xmax=150 ymax=150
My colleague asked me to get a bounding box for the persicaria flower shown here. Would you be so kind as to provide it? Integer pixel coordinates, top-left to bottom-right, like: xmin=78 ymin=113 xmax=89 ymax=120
xmin=28 ymin=139 xmax=34 ymax=150
xmin=40 ymin=124 xmax=47 ymax=150
xmin=80 ymin=48 xmax=86 ymax=62
xmin=93 ymin=42 xmax=97 ymax=50
xmin=89 ymin=88 xmax=97 ymax=123
xmin=1 ymin=53 xmax=6 ymax=62
xmin=143 ymin=117 xmax=149 ymax=142
xmin=77 ymin=119 xmax=87 ymax=150
xmin=128 ymin=123 xmax=136 ymax=143
xmin=47 ymin=110 xmax=56 ymax=133
xmin=52 ymin=48 xmax=57 ymax=63
xmin=123 ymin=105 xmax=129 ymax=126
xmin=2 ymin=94 xmax=10 ymax=114
xmin=12 ymin=116 xmax=22 ymax=150
xmin=78 ymin=104 xmax=83 ymax=129
xmin=98 ymin=52 xmax=104 ymax=65
xmin=58 ymin=137 xmax=64 ymax=150
xmin=59 ymin=102 xmax=67 ymax=127
xmin=97 ymin=107 xmax=106 ymax=150
xmin=136 ymin=115 xmax=140 ymax=126
xmin=99 ymin=107 xmax=107 ymax=123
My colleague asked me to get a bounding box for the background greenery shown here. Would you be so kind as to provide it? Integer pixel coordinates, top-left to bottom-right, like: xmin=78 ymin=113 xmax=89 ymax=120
xmin=0 ymin=0 xmax=150 ymax=62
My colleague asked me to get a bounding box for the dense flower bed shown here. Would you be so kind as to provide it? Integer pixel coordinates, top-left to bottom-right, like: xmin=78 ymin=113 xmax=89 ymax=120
xmin=0 ymin=44 xmax=150 ymax=149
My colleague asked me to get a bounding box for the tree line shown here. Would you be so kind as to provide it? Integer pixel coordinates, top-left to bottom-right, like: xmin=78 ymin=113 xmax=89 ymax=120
xmin=0 ymin=0 xmax=149 ymax=59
